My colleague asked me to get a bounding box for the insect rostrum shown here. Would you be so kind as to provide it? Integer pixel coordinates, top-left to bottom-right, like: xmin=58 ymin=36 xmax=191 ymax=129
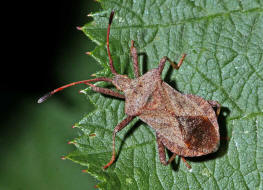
xmin=38 ymin=11 xmax=221 ymax=170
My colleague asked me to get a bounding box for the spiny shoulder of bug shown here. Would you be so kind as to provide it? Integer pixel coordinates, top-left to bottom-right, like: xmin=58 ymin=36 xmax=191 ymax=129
xmin=112 ymin=67 xmax=161 ymax=93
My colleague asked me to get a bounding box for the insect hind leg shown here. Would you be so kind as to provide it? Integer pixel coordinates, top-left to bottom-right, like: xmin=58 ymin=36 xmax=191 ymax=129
xmin=156 ymin=132 xmax=168 ymax=165
xmin=208 ymin=100 xmax=221 ymax=117
xmin=181 ymin=157 xmax=191 ymax=169
xmin=156 ymin=132 xmax=177 ymax=165
xmin=103 ymin=115 xmax=134 ymax=169
xmin=157 ymin=132 xmax=191 ymax=169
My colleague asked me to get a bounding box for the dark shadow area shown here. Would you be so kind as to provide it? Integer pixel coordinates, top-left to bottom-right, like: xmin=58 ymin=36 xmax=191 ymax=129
xmin=138 ymin=52 xmax=148 ymax=75
xmin=1 ymin=1 xmax=101 ymax=189
xmin=167 ymin=150 xmax=180 ymax=171
xmin=217 ymin=106 xmax=231 ymax=156
xmin=187 ymin=106 xmax=230 ymax=163
xmin=164 ymin=65 xmax=179 ymax=90
xmin=1 ymin=0 xmax=100 ymax=140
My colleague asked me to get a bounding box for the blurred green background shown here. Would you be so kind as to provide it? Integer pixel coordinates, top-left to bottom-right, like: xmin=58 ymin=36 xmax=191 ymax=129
xmin=1 ymin=1 xmax=102 ymax=189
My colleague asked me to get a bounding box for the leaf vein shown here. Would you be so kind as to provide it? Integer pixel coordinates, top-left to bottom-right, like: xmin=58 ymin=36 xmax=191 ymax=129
xmin=86 ymin=8 xmax=263 ymax=31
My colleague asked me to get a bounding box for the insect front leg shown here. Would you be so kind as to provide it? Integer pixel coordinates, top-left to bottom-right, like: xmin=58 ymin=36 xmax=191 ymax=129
xmin=130 ymin=40 xmax=140 ymax=78
xmin=103 ymin=115 xmax=135 ymax=169
xmin=208 ymin=100 xmax=221 ymax=117
xmin=85 ymin=82 xmax=125 ymax=99
xmin=158 ymin=54 xmax=186 ymax=75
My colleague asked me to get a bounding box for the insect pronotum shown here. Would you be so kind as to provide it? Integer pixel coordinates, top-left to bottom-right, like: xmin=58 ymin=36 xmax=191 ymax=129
xmin=38 ymin=11 xmax=221 ymax=170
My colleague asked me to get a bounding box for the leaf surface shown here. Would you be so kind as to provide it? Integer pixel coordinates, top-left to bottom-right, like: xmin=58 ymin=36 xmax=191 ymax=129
xmin=66 ymin=0 xmax=263 ymax=189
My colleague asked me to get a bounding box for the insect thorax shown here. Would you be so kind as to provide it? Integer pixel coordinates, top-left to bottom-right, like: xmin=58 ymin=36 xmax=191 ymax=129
xmin=113 ymin=69 xmax=161 ymax=116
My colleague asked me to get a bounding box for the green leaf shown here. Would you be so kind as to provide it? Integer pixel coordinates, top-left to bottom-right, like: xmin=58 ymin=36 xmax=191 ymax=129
xmin=66 ymin=0 xmax=263 ymax=189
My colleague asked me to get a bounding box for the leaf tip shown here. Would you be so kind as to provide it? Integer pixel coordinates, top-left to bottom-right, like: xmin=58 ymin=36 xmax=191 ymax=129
xmin=61 ymin=156 xmax=67 ymax=160
xmin=78 ymin=90 xmax=86 ymax=94
xmin=67 ymin=141 xmax=76 ymax=145
xmin=85 ymin=51 xmax=92 ymax=55
xmin=76 ymin=26 xmax=83 ymax=31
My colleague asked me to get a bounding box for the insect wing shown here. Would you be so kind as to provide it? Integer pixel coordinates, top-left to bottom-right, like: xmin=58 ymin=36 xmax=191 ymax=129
xmin=176 ymin=115 xmax=219 ymax=154
xmin=139 ymin=112 xmax=186 ymax=148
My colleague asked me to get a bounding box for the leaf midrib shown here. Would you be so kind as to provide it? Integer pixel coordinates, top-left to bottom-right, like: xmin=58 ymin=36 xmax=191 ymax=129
xmin=86 ymin=7 xmax=263 ymax=31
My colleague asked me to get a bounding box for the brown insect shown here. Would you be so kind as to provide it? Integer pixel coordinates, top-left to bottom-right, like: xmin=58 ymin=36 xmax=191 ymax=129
xmin=38 ymin=11 xmax=221 ymax=170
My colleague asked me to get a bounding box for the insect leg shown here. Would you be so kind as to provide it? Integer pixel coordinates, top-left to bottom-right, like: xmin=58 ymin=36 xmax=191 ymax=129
xmin=156 ymin=132 xmax=168 ymax=165
xmin=157 ymin=133 xmax=191 ymax=169
xmin=85 ymin=82 xmax=125 ymax=99
xmin=181 ymin=157 xmax=192 ymax=169
xmin=130 ymin=40 xmax=140 ymax=78
xmin=156 ymin=132 xmax=177 ymax=165
xmin=208 ymin=100 xmax=221 ymax=117
xmin=103 ymin=115 xmax=135 ymax=169
xmin=158 ymin=54 xmax=187 ymax=75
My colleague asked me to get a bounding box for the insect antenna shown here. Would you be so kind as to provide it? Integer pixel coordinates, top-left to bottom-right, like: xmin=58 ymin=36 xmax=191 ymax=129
xmin=107 ymin=11 xmax=118 ymax=75
xmin=37 ymin=77 xmax=112 ymax=103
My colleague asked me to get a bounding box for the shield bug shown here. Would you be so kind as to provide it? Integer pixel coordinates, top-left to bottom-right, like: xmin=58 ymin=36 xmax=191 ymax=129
xmin=38 ymin=11 xmax=221 ymax=170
